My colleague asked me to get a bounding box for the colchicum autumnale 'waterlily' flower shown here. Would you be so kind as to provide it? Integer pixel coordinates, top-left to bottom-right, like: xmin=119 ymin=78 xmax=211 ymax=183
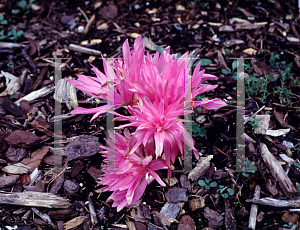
xmin=98 ymin=130 xmax=166 ymax=212
xmin=70 ymin=35 xmax=226 ymax=211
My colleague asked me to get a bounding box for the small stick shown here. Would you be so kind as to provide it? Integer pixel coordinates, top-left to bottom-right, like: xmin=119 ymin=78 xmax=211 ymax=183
xmin=77 ymin=7 xmax=89 ymax=22
xmin=31 ymin=207 xmax=56 ymax=229
xmin=68 ymin=44 xmax=102 ymax=56
xmin=88 ymin=193 xmax=98 ymax=225
xmin=244 ymin=105 xmax=265 ymax=124
xmin=248 ymin=185 xmax=261 ymax=230
xmin=0 ymin=42 xmax=25 ymax=49
xmin=84 ymin=14 xmax=95 ymax=34
xmin=22 ymin=209 xmax=32 ymax=220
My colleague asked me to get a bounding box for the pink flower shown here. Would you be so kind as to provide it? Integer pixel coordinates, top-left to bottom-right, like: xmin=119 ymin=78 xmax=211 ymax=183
xmin=98 ymin=130 xmax=166 ymax=212
xmin=70 ymin=36 xmax=226 ymax=121
xmin=112 ymin=96 xmax=197 ymax=176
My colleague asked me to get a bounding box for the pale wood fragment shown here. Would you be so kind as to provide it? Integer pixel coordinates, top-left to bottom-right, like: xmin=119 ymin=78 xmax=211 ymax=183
xmin=188 ymin=155 xmax=213 ymax=181
xmin=260 ymin=143 xmax=296 ymax=197
xmin=0 ymin=191 xmax=71 ymax=208
xmin=68 ymin=44 xmax=102 ymax=56
xmin=32 ymin=207 xmax=56 ymax=228
xmin=15 ymin=84 xmax=55 ymax=106
xmin=88 ymin=193 xmax=98 ymax=225
xmin=0 ymin=42 xmax=25 ymax=49
xmin=247 ymin=197 xmax=300 ymax=208
xmin=248 ymin=185 xmax=261 ymax=230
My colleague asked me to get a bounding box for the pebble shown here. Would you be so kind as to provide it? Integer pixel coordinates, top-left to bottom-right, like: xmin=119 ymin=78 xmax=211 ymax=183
xmin=78 ymin=26 xmax=84 ymax=33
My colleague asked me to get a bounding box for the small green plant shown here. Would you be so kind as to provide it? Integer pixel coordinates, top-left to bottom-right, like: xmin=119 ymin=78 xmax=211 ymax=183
xmin=194 ymin=0 xmax=209 ymax=9
xmin=242 ymin=160 xmax=257 ymax=177
xmin=0 ymin=28 xmax=24 ymax=41
xmin=191 ymin=101 xmax=207 ymax=138
xmin=193 ymin=58 xmax=212 ymax=67
xmin=12 ymin=0 xmax=35 ymax=14
xmin=221 ymin=60 xmax=239 ymax=80
xmin=192 ymin=123 xmax=207 ymax=138
xmin=293 ymin=161 xmax=300 ymax=169
xmin=0 ymin=15 xmax=8 ymax=25
xmin=198 ymin=178 xmax=218 ymax=190
xmin=282 ymin=222 xmax=297 ymax=229
xmin=248 ymin=118 xmax=260 ymax=130
xmin=224 ymin=48 xmax=231 ymax=54
xmin=269 ymin=53 xmax=280 ymax=67
xmin=214 ymin=185 xmax=235 ymax=198
xmin=245 ymin=54 xmax=300 ymax=104
xmin=296 ymin=184 xmax=300 ymax=193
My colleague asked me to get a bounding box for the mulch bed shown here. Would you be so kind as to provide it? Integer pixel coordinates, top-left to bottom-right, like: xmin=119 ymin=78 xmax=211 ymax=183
xmin=0 ymin=0 xmax=300 ymax=229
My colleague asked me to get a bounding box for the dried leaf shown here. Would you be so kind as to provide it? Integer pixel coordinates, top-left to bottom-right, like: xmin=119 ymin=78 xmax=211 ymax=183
xmin=64 ymin=216 xmax=86 ymax=230
xmin=0 ymin=71 xmax=21 ymax=96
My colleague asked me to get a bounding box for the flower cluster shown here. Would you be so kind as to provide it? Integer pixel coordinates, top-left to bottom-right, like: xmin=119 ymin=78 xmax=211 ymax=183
xmin=69 ymin=36 xmax=226 ymax=211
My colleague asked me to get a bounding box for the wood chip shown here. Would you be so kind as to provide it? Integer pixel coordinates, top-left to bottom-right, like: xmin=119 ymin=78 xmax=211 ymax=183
xmin=165 ymin=187 xmax=187 ymax=203
xmin=0 ymin=175 xmax=20 ymax=188
xmin=260 ymin=143 xmax=296 ymax=197
xmin=160 ymin=202 xmax=184 ymax=219
xmin=266 ymin=129 xmax=290 ymax=137
xmin=178 ymin=215 xmax=196 ymax=230
xmin=189 ymin=197 xmax=205 ymax=211
xmin=64 ymin=135 xmax=100 ymax=161
xmin=5 ymin=130 xmax=41 ymax=148
xmin=203 ymin=207 xmax=224 ymax=228
xmin=225 ymin=200 xmax=237 ymax=230
xmin=254 ymin=115 xmax=270 ymax=134
xmin=188 ymin=155 xmax=213 ymax=181
xmin=248 ymin=185 xmax=261 ymax=230
xmin=15 ymin=84 xmax=55 ymax=106
xmin=247 ymin=197 xmax=300 ymax=208
xmin=0 ymin=191 xmax=71 ymax=208
xmin=223 ymin=39 xmax=244 ymax=47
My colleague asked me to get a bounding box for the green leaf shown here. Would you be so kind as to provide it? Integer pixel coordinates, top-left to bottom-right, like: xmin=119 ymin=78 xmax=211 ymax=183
xmin=199 ymin=59 xmax=212 ymax=66
xmin=0 ymin=20 xmax=7 ymax=25
xmin=193 ymin=59 xmax=201 ymax=67
xmin=17 ymin=0 xmax=27 ymax=8
xmin=227 ymin=188 xmax=234 ymax=196
xmin=221 ymin=193 xmax=229 ymax=198
xmin=224 ymin=48 xmax=230 ymax=54
xmin=222 ymin=67 xmax=231 ymax=75
xmin=156 ymin=46 xmax=164 ymax=54
xmin=12 ymin=9 xmax=21 ymax=14
xmin=244 ymin=160 xmax=252 ymax=166
xmin=205 ymin=184 xmax=210 ymax=190
xmin=205 ymin=177 xmax=210 ymax=184
xmin=242 ymin=172 xmax=249 ymax=177
xmin=198 ymin=180 xmax=206 ymax=186
xmin=177 ymin=52 xmax=182 ymax=59
xmin=293 ymin=162 xmax=300 ymax=169
xmin=232 ymin=72 xmax=237 ymax=80
xmin=198 ymin=127 xmax=207 ymax=137
xmin=0 ymin=15 xmax=3 ymax=21
xmin=210 ymin=182 xmax=218 ymax=188
xmin=214 ymin=194 xmax=219 ymax=198
xmin=16 ymin=30 xmax=23 ymax=37
xmin=232 ymin=60 xmax=239 ymax=71
xmin=219 ymin=185 xmax=224 ymax=189
xmin=11 ymin=29 xmax=17 ymax=38
xmin=29 ymin=0 xmax=35 ymax=3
